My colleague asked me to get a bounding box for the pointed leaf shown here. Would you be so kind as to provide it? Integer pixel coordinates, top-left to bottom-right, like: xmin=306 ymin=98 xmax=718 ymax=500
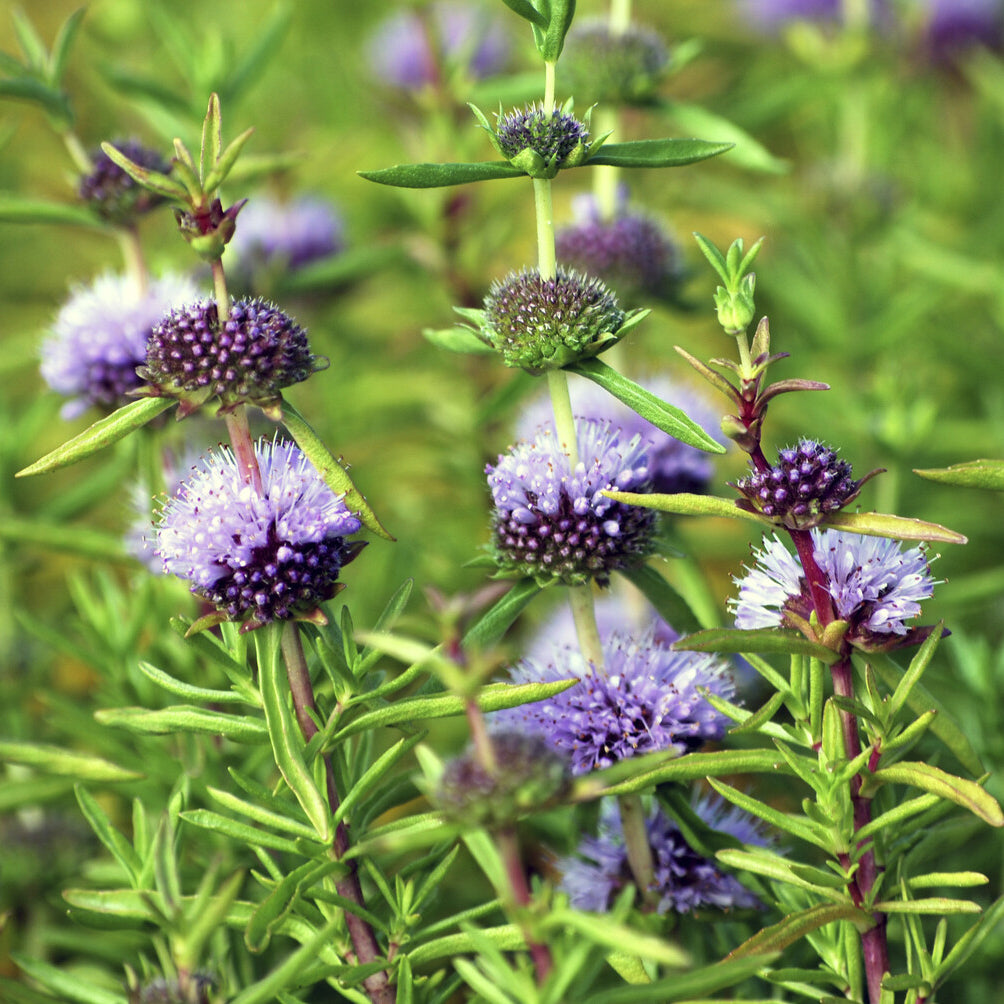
xmin=94 ymin=705 xmax=268 ymax=743
xmin=201 ymin=93 xmax=222 ymax=183
xmin=10 ymin=956 xmax=125 ymax=1004
xmin=674 ymin=627 xmax=840 ymax=664
xmin=11 ymin=9 xmax=49 ymax=70
xmin=423 ymin=325 xmax=494 ymax=355
xmin=204 ymin=125 xmax=255 ymax=192
xmin=887 ymin=625 xmax=942 ymax=719
xmin=569 ymin=358 xmax=725 ymax=452
xmin=874 ymin=898 xmax=982 ymax=915
xmin=820 ymin=510 xmax=966 ymax=545
xmin=180 ymin=809 xmax=303 ymax=855
xmin=914 ymin=458 xmax=1004 ymax=491
xmin=74 ymin=786 xmax=141 ymax=884
xmin=871 ymin=762 xmax=1003 ymax=827
xmin=100 ymin=142 xmax=188 ymax=200
xmin=0 ymin=742 xmax=141 ymax=782
xmin=245 ymin=859 xmax=341 ymax=953
xmin=206 ymin=787 xmax=324 ymax=843
xmin=935 ymin=895 xmax=1004 ymax=982
xmin=16 ymin=397 xmax=173 ymax=477
xmin=729 ymin=903 xmax=869 ymax=959
xmin=497 ymin=0 xmax=548 ymax=25
xmin=49 ymin=8 xmax=86 ymax=83
xmin=0 ymin=516 xmax=127 ymax=561
xmin=0 ymin=193 xmax=100 ymax=227
xmin=281 ymin=399 xmax=392 ymax=540
xmin=586 ymin=955 xmax=775 ymax=1003
xmin=545 ymin=909 xmax=690 ymax=967
xmin=587 ymin=137 xmax=733 ymax=169
xmin=137 ymin=661 xmax=255 ymax=705
xmin=462 ymin=578 xmax=543 ymax=650
xmin=359 ymin=161 xmax=524 ymax=188
xmin=0 ymin=78 xmax=70 ymax=122
xmin=332 ymin=733 xmax=424 ymax=826
xmin=603 ymin=489 xmax=773 ymax=526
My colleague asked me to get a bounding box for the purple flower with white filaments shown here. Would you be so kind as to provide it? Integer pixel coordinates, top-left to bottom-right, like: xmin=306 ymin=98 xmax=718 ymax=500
xmin=559 ymin=797 xmax=764 ymax=914
xmin=498 ymin=627 xmax=734 ymax=774
xmin=486 ymin=419 xmax=656 ymax=585
xmin=155 ymin=439 xmax=362 ymax=626
xmin=40 ymin=272 xmax=199 ymax=419
xmin=732 ymin=529 xmax=935 ymax=641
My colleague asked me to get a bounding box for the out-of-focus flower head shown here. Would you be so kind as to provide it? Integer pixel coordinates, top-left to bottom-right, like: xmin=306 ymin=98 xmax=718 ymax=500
xmin=559 ymin=797 xmax=765 ymax=913
xmin=367 ymin=1 xmax=511 ymax=89
xmin=41 ymin=272 xmax=199 ymax=420
xmin=229 ymin=194 xmax=344 ymax=272
xmin=79 ymin=139 xmax=170 ymax=225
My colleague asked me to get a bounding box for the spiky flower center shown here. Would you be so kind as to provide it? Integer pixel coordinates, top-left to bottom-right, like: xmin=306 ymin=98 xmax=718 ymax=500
xmin=496 ymin=105 xmax=589 ymax=165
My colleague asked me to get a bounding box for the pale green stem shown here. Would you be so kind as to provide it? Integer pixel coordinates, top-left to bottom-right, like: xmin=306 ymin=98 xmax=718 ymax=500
xmin=544 ymin=61 xmax=556 ymax=113
xmin=609 ymin=0 xmax=632 ymax=34
xmin=618 ymin=793 xmax=658 ymax=904
xmin=465 ymin=699 xmax=497 ymax=774
xmin=532 ymin=178 xmax=557 ymax=281
xmin=223 ymin=407 xmax=263 ymax=495
xmin=569 ymin=585 xmax=604 ymax=671
xmin=117 ymin=226 xmax=149 ymax=298
xmin=546 ymin=368 xmax=578 ymax=464
xmin=60 ymin=129 xmax=93 ymax=174
xmin=735 ymin=331 xmax=753 ymax=378
xmin=592 ymin=106 xmax=620 ymax=224
xmin=211 ymin=257 xmax=230 ymax=318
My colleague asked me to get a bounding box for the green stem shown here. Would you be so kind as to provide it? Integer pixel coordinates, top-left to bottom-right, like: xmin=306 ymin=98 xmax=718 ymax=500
xmin=735 ymin=331 xmax=753 ymax=378
xmin=117 ymin=226 xmax=149 ymax=299
xmin=617 ymin=793 xmax=658 ymax=905
xmin=546 ymin=368 xmax=578 ymax=464
xmin=609 ymin=0 xmax=632 ymax=34
xmin=532 ymin=178 xmax=557 ymax=281
xmin=544 ymin=60 xmax=556 ymax=113
xmin=569 ymin=585 xmax=604 ymax=671
xmin=496 ymin=825 xmax=553 ymax=984
xmin=211 ymin=257 xmax=230 ymax=319
xmin=593 ymin=106 xmax=620 ymax=224
xmin=465 ymin=698 xmax=497 ymax=774
xmin=60 ymin=129 xmax=92 ymax=174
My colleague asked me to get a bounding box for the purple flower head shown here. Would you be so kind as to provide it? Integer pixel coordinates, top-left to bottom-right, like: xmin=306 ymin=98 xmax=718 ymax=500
xmin=41 ymin=272 xmax=199 ymax=420
xmin=498 ymin=627 xmax=734 ymax=773
xmin=562 ymin=19 xmax=670 ymax=104
xmin=734 ymin=439 xmax=873 ymax=528
xmin=517 ymin=375 xmax=723 ymax=495
xmin=482 ymin=267 xmax=625 ymax=372
xmin=732 ymin=530 xmax=936 ymax=646
xmin=368 ymin=2 xmax=511 ymax=89
xmin=739 ymin=0 xmax=889 ymax=31
xmin=921 ymin=0 xmax=1003 ymax=61
xmin=79 ymin=140 xmax=170 ymax=224
xmin=559 ymin=798 xmax=764 ymax=914
xmin=155 ymin=439 xmax=363 ymax=627
xmin=486 ymin=419 xmax=656 ymax=586
xmin=494 ymin=104 xmax=591 ymax=174
xmin=556 ymin=196 xmax=683 ymax=301
xmin=230 ymin=194 xmax=344 ymax=272
xmin=142 ymin=297 xmax=326 ymax=415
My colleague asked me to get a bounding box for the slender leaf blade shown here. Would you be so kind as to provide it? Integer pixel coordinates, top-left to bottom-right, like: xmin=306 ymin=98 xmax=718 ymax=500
xmin=359 ymin=161 xmax=524 ymax=188
xmin=587 ymin=137 xmax=733 ymax=169
xmin=462 ymin=578 xmax=543 ymax=649
xmin=674 ymin=627 xmax=840 ymax=664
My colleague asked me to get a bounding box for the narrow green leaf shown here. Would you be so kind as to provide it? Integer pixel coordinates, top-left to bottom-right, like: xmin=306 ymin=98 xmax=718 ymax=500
xmin=0 ymin=742 xmax=141 ymax=782
xmin=617 ymin=563 xmax=702 ymax=635
xmin=407 ymin=925 xmax=525 ymax=966
xmin=935 ymin=896 xmax=1004 ymax=982
xmin=0 ymin=78 xmax=70 ymax=121
xmin=206 ymin=786 xmax=324 ymax=843
xmin=887 ymin=627 xmax=942 ymax=721
xmin=716 ymin=849 xmax=844 ymax=897
xmin=693 ymin=232 xmax=730 ymax=283
xmin=729 ymin=903 xmax=869 ymax=959
xmin=874 ymin=898 xmax=982 ymax=915
xmin=497 ymin=0 xmax=548 ymax=26
xmin=223 ymin=3 xmax=292 ymax=99
xmin=674 ymin=627 xmax=839 ymax=664
xmin=546 ymin=909 xmax=690 ymax=967
xmin=660 ymin=100 xmax=787 ymax=173
xmin=181 ymin=809 xmax=303 ymax=855
xmin=587 ymin=137 xmax=733 ymax=169
xmin=905 ymin=872 xmax=989 ymax=890
xmin=16 ymin=397 xmax=173 ymax=477
xmin=137 ymin=661 xmax=254 ymax=705
xmin=97 ymin=65 xmax=192 ymax=115
xmin=0 ymin=193 xmax=100 ymax=227
xmin=729 ymin=690 xmax=787 ymax=735
xmin=570 ymin=358 xmax=725 ymax=453
xmin=913 ymin=459 xmax=1004 ymax=491
xmin=11 ymin=956 xmax=125 ymax=1004
xmin=256 ymin=628 xmax=331 ymax=842
xmin=856 ymin=794 xmax=940 ymax=842
xmin=201 ymin=92 xmax=222 ymax=183
xmin=94 ymin=705 xmax=268 ymax=743
xmin=74 ymin=786 xmax=141 ymax=884
xmin=11 ymin=9 xmax=48 ymax=68
xmin=246 ymin=859 xmax=340 ymax=953
xmin=869 ymin=652 xmax=983 ymax=775
xmin=359 ymin=160 xmax=524 ymax=188
xmin=602 ymin=488 xmax=772 ymax=525
xmin=49 ymin=8 xmax=85 ymax=83
xmin=708 ymin=778 xmax=831 ymax=850
xmin=204 ymin=125 xmax=255 ymax=192
xmin=462 ymin=578 xmax=543 ymax=650
xmin=333 ymin=733 xmax=423 ymax=826
xmin=820 ymin=510 xmax=967 ymax=545
xmin=0 ymin=776 xmax=74 ymax=811
xmin=871 ymin=762 xmax=1003 ymax=827
xmin=100 ymin=142 xmax=188 ymax=200
xmin=331 ymin=679 xmax=576 ymax=742
xmin=587 ymin=955 xmax=775 ymax=1003
xmin=0 ymin=516 xmax=127 ymax=561
xmin=281 ymin=399 xmax=392 ymax=540
xmin=423 ymin=325 xmax=494 ymax=355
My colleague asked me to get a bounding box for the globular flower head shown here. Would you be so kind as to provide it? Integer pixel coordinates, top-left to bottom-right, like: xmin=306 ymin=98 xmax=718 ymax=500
xmin=492 ymin=103 xmax=591 ymax=178
xmin=734 ymin=439 xmax=870 ymax=528
xmin=79 ymin=140 xmax=170 ymax=225
xmin=556 ymin=195 xmax=683 ymax=301
xmin=561 ymin=20 xmax=670 ymax=105
xmin=921 ymin=0 xmax=1003 ymax=62
xmin=497 ymin=627 xmax=734 ymax=774
xmin=155 ymin=439 xmax=363 ymax=628
xmin=481 ymin=267 xmax=627 ymax=373
xmin=41 ymin=272 xmax=200 ymax=420
xmin=732 ymin=529 xmax=936 ymax=648
xmin=559 ymin=798 xmax=764 ymax=914
xmin=436 ymin=732 xmax=571 ymax=826
xmin=142 ymin=297 xmax=325 ymax=416
xmin=230 ymin=194 xmax=344 ymax=273
xmin=367 ymin=2 xmax=511 ymax=89
xmin=517 ymin=374 xmax=723 ymax=495
xmin=486 ymin=420 xmax=656 ymax=586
